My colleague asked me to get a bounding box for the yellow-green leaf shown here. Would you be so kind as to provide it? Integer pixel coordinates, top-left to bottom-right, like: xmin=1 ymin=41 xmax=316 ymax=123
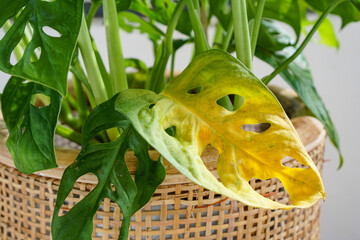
xmin=116 ymin=50 xmax=325 ymax=209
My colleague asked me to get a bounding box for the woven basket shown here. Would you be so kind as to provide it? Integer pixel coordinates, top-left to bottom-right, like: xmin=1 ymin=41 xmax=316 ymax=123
xmin=0 ymin=116 xmax=326 ymax=240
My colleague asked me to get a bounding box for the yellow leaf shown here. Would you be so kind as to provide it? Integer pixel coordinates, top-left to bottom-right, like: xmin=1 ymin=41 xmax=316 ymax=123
xmin=116 ymin=49 xmax=325 ymax=209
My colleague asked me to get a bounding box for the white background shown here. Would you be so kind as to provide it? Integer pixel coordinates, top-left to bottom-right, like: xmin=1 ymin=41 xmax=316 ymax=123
xmin=1 ymin=16 xmax=359 ymax=239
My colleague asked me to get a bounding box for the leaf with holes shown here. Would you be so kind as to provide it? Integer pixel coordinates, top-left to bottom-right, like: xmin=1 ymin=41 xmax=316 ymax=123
xmin=1 ymin=77 xmax=62 ymax=173
xmin=0 ymin=0 xmax=83 ymax=95
xmin=52 ymin=94 xmax=165 ymax=240
xmin=257 ymin=46 xmax=343 ymax=167
xmin=116 ymin=49 xmax=325 ymax=209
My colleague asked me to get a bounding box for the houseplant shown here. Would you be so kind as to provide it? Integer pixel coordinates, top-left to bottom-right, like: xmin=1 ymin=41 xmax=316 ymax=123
xmin=0 ymin=0 xmax=359 ymax=239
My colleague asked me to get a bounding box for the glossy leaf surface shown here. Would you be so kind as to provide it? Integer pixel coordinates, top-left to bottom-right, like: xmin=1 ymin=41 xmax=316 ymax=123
xmin=1 ymin=77 xmax=61 ymax=173
xmin=52 ymin=95 xmax=165 ymax=240
xmin=0 ymin=0 xmax=83 ymax=95
xmin=116 ymin=50 xmax=325 ymax=209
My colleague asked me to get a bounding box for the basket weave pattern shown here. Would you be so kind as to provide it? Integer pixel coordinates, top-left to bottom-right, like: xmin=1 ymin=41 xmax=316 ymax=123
xmin=0 ymin=138 xmax=324 ymax=240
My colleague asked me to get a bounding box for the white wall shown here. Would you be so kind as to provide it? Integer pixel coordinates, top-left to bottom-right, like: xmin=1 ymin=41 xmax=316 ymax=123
xmin=1 ymin=16 xmax=359 ymax=240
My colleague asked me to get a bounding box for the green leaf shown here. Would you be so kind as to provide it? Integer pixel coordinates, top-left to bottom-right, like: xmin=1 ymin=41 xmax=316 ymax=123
xmin=257 ymin=20 xmax=293 ymax=52
xmin=52 ymin=94 xmax=165 ymax=240
xmin=129 ymin=0 xmax=192 ymax=36
xmin=91 ymin=0 xmax=132 ymax=12
xmin=262 ymin=0 xmax=302 ymax=40
xmin=118 ymin=11 xmax=164 ymax=42
xmin=0 ymin=0 xmax=83 ymax=95
xmin=1 ymin=77 xmax=62 ymax=173
xmin=257 ymin=47 xmax=343 ymax=167
xmin=209 ymin=0 xmax=231 ymax=28
xmin=116 ymin=49 xmax=325 ymax=209
xmin=306 ymin=0 xmax=360 ymax=28
xmin=305 ymin=16 xmax=339 ymax=48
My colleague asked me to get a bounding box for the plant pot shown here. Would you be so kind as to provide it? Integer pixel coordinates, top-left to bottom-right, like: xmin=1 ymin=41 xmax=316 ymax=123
xmin=0 ymin=115 xmax=326 ymax=240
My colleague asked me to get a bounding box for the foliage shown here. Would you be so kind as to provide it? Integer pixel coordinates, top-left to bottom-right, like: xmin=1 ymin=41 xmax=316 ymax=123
xmin=0 ymin=0 xmax=359 ymax=239
xmin=116 ymin=50 xmax=325 ymax=209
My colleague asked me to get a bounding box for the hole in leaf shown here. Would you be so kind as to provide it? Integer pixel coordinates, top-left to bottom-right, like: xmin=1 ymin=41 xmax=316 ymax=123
xmin=242 ymin=123 xmax=271 ymax=133
xmin=10 ymin=40 xmax=24 ymax=66
xmin=200 ymin=144 xmax=219 ymax=173
xmin=96 ymin=127 xmax=121 ymax=143
xmin=164 ymin=126 xmax=176 ymax=137
xmin=148 ymin=103 xmax=156 ymax=109
xmin=58 ymin=173 xmax=98 ymax=217
xmin=30 ymin=47 xmax=41 ymax=62
xmin=281 ymin=156 xmax=309 ymax=169
xmin=186 ymin=86 xmax=203 ymax=94
xmin=31 ymin=94 xmax=51 ymax=108
xmin=216 ymin=94 xmax=244 ymax=112
xmin=249 ymin=178 xmax=290 ymax=203
xmin=42 ymin=26 xmax=62 ymax=38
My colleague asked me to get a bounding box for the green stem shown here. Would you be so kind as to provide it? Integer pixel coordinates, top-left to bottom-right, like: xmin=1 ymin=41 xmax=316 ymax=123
xmin=170 ymin=51 xmax=176 ymax=81
xmin=56 ymin=125 xmax=82 ymax=145
xmin=60 ymin=97 xmax=81 ymax=130
xmin=70 ymin=61 xmax=97 ymax=109
xmin=186 ymin=0 xmax=210 ymax=54
xmin=86 ymin=2 xmax=101 ymax=27
xmin=148 ymin=0 xmax=186 ymax=93
xmin=78 ymin=13 xmax=108 ymax=104
xmin=231 ymin=0 xmax=252 ymax=70
xmin=73 ymin=74 xmax=90 ymax=123
xmin=103 ymin=0 xmax=128 ymax=95
xmin=222 ymin=19 xmax=234 ymax=51
xmin=262 ymin=0 xmax=343 ymax=85
xmin=250 ymin=0 xmax=265 ymax=58
xmin=90 ymin=37 xmax=114 ymax=98
xmin=213 ymin=22 xmax=224 ymax=49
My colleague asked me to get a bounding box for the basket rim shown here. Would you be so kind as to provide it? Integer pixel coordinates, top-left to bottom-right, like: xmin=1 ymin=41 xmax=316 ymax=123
xmin=0 ymin=116 xmax=326 ymax=185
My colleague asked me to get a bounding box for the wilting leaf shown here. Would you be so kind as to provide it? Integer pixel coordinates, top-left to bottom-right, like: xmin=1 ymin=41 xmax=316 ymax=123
xmin=1 ymin=77 xmax=62 ymax=173
xmin=255 ymin=21 xmax=343 ymax=167
xmin=52 ymin=94 xmax=165 ymax=240
xmin=257 ymin=47 xmax=343 ymax=167
xmin=116 ymin=50 xmax=325 ymax=209
xmin=0 ymin=0 xmax=83 ymax=95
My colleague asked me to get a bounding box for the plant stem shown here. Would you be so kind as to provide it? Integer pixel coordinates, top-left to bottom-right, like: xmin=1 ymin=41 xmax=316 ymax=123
xmin=73 ymin=73 xmax=90 ymax=123
xmin=231 ymin=0 xmax=252 ymax=70
xmin=60 ymin=97 xmax=81 ymax=130
xmin=86 ymin=2 xmax=101 ymax=27
xmin=186 ymin=0 xmax=210 ymax=54
xmin=78 ymin=13 xmax=108 ymax=104
xmin=262 ymin=0 xmax=343 ymax=84
xmin=103 ymin=0 xmax=128 ymax=95
xmin=213 ymin=22 xmax=224 ymax=49
xmin=170 ymin=52 xmax=176 ymax=81
xmin=222 ymin=19 xmax=234 ymax=51
xmin=250 ymin=0 xmax=265 ymax=58
xmin=70 ymin=61 xmax=97 ymax=108
xmin=56 ymin=125 xmax=82 ymax=145
xmin=148 ymin=0 xmax=186 ymax=93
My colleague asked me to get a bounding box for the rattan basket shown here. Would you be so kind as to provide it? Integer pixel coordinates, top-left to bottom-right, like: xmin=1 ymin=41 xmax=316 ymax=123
xmin=0 ymin=116 xmax=326 ymax=240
